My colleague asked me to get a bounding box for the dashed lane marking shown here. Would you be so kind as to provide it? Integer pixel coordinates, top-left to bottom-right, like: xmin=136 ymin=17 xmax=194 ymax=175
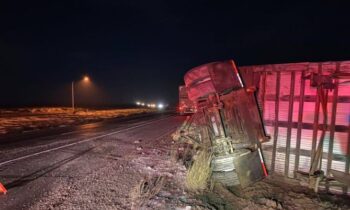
xmin=0 ymin=116 xmax=175 ymax=168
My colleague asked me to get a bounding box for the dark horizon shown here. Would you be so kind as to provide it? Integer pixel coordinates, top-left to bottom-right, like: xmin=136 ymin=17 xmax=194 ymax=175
xmin=1 ymin=1 xmax=350 ymax=107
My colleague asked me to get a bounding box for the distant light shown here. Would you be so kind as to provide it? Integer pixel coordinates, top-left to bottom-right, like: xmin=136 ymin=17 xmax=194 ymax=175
xmin=157 ymin=103 xmax=164 ymax=109
xmin=150 ymin=104 xmax=156 ymax=108
xmin=83 ymin=75 xmax=90 ymax=82
xmin=141 ymin=103 xmax=145 ymax=106
xmin=147 ymin=104 xmax=151 ymax=107
xmin=136 ymin=101 xmax=141 ymax=105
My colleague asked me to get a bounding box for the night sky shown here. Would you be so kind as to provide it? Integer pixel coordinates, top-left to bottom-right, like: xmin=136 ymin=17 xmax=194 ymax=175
xmin=1 ymin=1 xmax=350 ymax=107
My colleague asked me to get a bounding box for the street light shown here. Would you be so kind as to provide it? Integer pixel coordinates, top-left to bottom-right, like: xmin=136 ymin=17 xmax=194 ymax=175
xmin=83 ymin=75 xmax=90 ymax=82
xmin=72 ymin=75 xmax=90 ymax=113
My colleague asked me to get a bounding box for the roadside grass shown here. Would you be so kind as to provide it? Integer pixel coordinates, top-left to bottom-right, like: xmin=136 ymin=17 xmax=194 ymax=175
xmin=0 ymin=107 xmax=153 ymax=135
xmin=185 ymin=148 xmax=212 ymax=192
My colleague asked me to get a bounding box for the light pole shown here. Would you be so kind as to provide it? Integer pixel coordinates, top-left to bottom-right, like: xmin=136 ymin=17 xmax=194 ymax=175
xmin=72 ymin=75 xmax=90 ymax=113
xmin=72 ymin=81 xmax=75 ymax=112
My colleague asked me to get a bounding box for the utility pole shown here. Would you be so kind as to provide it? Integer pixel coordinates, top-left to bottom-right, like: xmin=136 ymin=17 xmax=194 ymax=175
xmin=71 ymin=76 xmax=90 ymax=113
xmin=72 ymin=81 xmax=75 ymax=113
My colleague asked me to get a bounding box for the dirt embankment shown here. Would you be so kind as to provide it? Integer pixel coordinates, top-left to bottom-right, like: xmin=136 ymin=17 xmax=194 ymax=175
xmin=0 ymin=107 xmax=153 ymax=135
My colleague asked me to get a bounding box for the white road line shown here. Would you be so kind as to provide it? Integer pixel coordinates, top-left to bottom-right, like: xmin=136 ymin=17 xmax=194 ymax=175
xmin=60 ymin=131 xmax=76 ymax=136
xmin=59 ymin=116 xmax=153 ymax=136
xmin=0 ymin=116 xmax=175 ymax=168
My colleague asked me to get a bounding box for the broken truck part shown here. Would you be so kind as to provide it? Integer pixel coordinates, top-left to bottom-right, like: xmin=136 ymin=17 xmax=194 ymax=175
xmin=182 ymin=60 xmax=269 ymax=188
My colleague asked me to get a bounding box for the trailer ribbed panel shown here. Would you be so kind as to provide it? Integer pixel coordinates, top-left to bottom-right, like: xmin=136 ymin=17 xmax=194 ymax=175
xmin=241 ymin=60 xmax=350 ymax=194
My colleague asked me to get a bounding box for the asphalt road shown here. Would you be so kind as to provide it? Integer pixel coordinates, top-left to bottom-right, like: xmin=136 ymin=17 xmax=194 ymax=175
xmin=0 ymin=113 xmax=186 ymax=209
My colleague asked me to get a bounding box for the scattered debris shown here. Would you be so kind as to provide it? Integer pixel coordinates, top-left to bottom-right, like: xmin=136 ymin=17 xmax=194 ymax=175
xmin=0 ymin=182 xmax=7 ymax=195
xmin=131 ymin=176 xmax=165 ymax=209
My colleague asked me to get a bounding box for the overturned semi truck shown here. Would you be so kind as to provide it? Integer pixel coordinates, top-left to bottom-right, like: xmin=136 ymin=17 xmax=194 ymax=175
xmin=181 ymin=60 xmax=270 ymax=188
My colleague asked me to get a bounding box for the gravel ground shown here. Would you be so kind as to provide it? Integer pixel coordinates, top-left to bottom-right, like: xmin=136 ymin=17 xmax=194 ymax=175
xmin=1 ymin=115 xmax=349 ymax=210
xmin=197 ymin=175 xmax=350 ymax=210
xmin=24 ymin=116 xmax=196 ymax=210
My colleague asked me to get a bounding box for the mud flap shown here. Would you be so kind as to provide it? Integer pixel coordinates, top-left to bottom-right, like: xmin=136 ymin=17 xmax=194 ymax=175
xmin=233 ymin=150 xmax=265 ymax=188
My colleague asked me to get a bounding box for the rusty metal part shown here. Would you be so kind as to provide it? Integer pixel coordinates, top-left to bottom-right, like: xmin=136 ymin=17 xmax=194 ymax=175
xmin=212 ymin=170 xmax=240 ymax=187
xmin=180 ymin=60 xmax=269 ymax=189
xmin=233 ymin=150 xmax=266 ymax=188
xmin=211 ymin=155 xmax=236 ymax=172
xmin=330 ymin=169 xmax=350 ymax=186
xmin=309 ymin=85 xmax=329 ymax=191
xmin=211 ymin=149 xmax=250 ymax=172
xmin=184 ymin=60 xmax=243 ymax=101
